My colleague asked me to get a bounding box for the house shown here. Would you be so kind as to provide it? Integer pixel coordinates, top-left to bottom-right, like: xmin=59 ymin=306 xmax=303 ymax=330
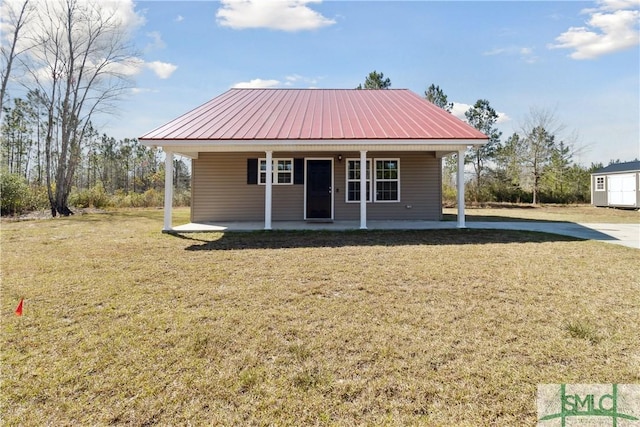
xmin=139 ymin=88 xmax=488 ymax=231
xmin=591 ymin=161 xmax=640 ymax=209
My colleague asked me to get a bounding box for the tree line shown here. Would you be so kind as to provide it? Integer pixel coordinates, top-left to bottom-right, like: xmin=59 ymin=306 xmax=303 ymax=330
xmin=2 ymin=91 xmax=157 ymax=189
xmin=359 ymin=71 xmax=602 ymax=204
xmin=0 ymin=0 xmax=189 ymax=216
xmin=1 ymin=91 xmax=190 ymax=216
xmin=431 ymin=87 xmax=600 ymax=205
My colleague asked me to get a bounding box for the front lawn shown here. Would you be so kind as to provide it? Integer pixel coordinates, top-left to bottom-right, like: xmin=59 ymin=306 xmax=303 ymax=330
xmin=1 ymin=209 xmax=638 ymax=425
xmin=444 ymin=203 xmax=640 ymax=223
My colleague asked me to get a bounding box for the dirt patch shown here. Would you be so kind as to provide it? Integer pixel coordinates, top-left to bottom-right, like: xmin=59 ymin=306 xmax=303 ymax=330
xmin=2 ymin=207 xmax=108 ymax=222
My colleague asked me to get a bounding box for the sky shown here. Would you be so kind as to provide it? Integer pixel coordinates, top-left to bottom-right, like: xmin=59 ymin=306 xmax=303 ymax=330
xmin=7 ymin=0 xmax=639 ymax=166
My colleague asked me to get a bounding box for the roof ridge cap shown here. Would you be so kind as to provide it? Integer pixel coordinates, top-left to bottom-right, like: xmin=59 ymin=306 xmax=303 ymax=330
xmin=229 ymin=88 xmax=411 ymax=91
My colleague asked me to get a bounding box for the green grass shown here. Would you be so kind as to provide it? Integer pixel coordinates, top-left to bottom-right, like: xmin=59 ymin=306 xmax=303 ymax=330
xmin=563 ymin=320 xmax=602 ymax=345
xmin=1 ymin=208 xmax=639 ymax=425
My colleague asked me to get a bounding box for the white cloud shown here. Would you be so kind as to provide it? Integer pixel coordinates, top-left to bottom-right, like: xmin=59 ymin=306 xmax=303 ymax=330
xmin=1 ymin=0 xmax=149 ymax=86
xmin=496 ymin=112 xmax=511 ymax=124
xmin=101 ymin=58 xmax=178 ymax=80
xmin=283 ymin=74 xmax=320 ymax=86
xmin=549 ymin=0 xmax=640 ymax=59
xmin=452 ymin=102 xmax=511 ymax=124
xmin=232 ymin=78 xmax=281 ymax=88
xmin=216 ymin=0 xmax=336 ymax=31
xmin=482 ymin=46 xmax=539 ymax=63
xmin=31 ymin=50 xmax=178 ymax=82
xmin=483 ymin=48 xmax=507 ymax=56
xmin=232 ymin=74 xmax=321 ymax=88
xmin=146 ymin=31 xmax=166 ymax=51
xmin=102 ymin=58 xmax=177 ymax=80
xmin=286 ymin=74 xmax=303 ymax=82
xmin=520 ymin=48 xmax=539 ymax=64
xmin=175 ymin=15 xmax=184 ymax=23
xmin=145 ymin=61 xmax=178 ymax=79
xmin=451 ymin=102 xmax=472 ymax=121
xmin=1 ymin=0 xmax=145 ymax=58
xmin=590 ymin=0 xmax=640 ymax=12
xmin=131 ymin=87 xmax=157 ymax=94
xmin=106 ymin=57 xmax=146 ymax=77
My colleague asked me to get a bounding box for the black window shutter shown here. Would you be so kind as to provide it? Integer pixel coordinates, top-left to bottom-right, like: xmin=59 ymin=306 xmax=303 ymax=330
xmin=294 ymin=158 xmax=304 ymax=184
xmin=247 ymin=158 xmax=258 ymax=184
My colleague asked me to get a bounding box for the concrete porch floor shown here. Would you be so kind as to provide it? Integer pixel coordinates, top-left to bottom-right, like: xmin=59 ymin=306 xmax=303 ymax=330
xmin=171 ymin=220 xmax=459 ymax=232
xmin=169 ymin=220 xmax=640 ymax=249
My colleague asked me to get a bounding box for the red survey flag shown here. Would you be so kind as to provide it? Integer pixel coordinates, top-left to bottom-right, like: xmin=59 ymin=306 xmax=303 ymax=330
xmin=15 ymin=298 xmax=24 ymax=316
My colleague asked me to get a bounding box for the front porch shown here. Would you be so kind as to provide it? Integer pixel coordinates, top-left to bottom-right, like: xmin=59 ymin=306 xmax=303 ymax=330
xmin=162 ymin=148 xmax=469 ymax=232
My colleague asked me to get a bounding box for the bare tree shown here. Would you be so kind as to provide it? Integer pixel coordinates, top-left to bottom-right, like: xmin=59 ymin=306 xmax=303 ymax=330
xmin=21 ymin=0 xmax=139 ymax=216
xmin=520 ymin=107 xmax=565 ymax=204
xmin=0 ymin=0 xmax=34 ymax=112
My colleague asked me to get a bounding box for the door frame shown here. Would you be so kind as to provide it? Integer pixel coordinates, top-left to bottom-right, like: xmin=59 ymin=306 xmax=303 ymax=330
xmin=304 ymin=157 xmax=334 ymax=220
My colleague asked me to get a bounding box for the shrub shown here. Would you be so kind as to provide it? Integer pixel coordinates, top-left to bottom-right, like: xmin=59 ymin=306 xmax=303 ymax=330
xmin=107 ymin=188 xmax=169 ymax=208
xmin=173 ymin=189 xmax=191 ymax=207
xmin=143 ymin=189 xmax=163 ymax=207
xmin=110 ymin=191 xmax=142 ymax=208
xmin=489 ymin=182 xmax=532 ymax=204
xmin=28 ymin=185 xmax=51 ymax=211
xmin=0 ymin=171 xmax=30 ymax=215
xmin=69 ymin=184 xmax=111 ymax=209
xmin=442 ymin=183 xmax=457 ymax=207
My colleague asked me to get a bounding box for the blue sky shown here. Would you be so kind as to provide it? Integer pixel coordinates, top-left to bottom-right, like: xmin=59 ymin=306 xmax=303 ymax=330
xmin=110 ymin=0 xmax=639 ymax=166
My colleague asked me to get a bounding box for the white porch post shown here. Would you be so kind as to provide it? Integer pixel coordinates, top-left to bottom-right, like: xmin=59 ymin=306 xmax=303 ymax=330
xmin=163 ymin=150 xmax=174 ymax=231
xmin=264 ymin=150 xmax=273 ymax=230
xmin=457 ymin=149 xmax=466 ymax=228
xmin=360 ymin=150 xmax=367 ymax=229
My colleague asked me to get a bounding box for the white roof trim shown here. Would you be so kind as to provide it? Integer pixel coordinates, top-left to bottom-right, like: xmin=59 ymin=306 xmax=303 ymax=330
xmin=141 ymin=138 xmax=485 ymax=146
xmin=153 ymin=144 xmax=476 ymax=155
xmin=141 ymin=138 xmax=485 ymax=153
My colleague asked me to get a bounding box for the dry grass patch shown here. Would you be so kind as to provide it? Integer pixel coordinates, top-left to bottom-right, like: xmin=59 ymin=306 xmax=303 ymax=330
xmin=2 ymin=209 xmax=639 ymax=425
xmin=444 ymin=204 xmax=640 ymax=223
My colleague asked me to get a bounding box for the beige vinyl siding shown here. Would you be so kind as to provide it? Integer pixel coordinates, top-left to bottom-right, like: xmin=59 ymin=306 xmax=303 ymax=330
xmin=335 ymin=152 xmax=442 ymax=221
xmin=192 ymin=152 xmax=303 ymax=222
xmin=192 ymin=151 xmax=442 ymax=222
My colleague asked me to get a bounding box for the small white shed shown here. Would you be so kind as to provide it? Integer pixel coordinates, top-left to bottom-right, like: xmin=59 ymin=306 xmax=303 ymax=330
xmin=591 ymin=161 xmax=640 ymax=209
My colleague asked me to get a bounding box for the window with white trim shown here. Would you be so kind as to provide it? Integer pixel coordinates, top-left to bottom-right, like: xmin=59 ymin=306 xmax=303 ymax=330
xmin=375 ymin=159 xmax=400 ymax=202
xmin=595 ymin=176 xmax=605 ymax=191
xmin=346 ymin=159 xmax=372 ymax=202
xmin=259 ymin=158 xmax=293 ymax=185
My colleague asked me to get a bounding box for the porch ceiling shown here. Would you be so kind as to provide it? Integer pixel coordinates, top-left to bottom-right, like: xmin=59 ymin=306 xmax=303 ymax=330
xmin=153 ymin=140 xmax=476 ymax=159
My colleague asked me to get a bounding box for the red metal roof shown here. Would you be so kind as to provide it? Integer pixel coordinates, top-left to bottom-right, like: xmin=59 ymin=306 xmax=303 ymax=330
xmin=140 ymin=89 xmax=488 ymax=141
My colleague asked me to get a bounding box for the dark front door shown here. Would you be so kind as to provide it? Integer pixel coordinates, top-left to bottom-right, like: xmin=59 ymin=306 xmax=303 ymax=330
xmin=306 ymin=160 xmax=332 ymax=219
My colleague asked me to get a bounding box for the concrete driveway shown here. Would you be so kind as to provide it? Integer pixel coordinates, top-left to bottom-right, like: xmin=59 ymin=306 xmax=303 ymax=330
xmin=171 ymin=220 xmax=639 ymax=249
xmin=464 ymin=222 xmax=639 ymax=249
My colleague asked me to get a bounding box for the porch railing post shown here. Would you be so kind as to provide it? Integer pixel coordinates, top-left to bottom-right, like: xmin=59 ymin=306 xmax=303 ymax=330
xmin=457 ymin=148 xmax=466 ymax=228
xmin=163 ymin=150 xmax=174 ymax=231
xmin=265 ymin=150 xmax=273 ymax=230
xmin=360 ymin=150 xmax=367 ymax=229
